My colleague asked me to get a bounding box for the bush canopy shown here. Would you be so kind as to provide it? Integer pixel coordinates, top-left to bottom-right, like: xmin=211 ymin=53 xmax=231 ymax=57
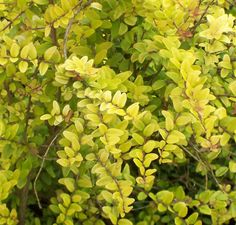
xmin=1 ymin=0 xmax=236 ymax=225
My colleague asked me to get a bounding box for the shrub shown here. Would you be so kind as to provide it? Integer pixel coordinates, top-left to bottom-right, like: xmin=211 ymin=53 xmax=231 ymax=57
xmin=1 ymin=0 xmax=236 ymax=224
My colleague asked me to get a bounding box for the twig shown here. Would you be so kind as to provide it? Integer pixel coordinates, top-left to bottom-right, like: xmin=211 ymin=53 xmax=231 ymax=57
xmin=191 ymin=0 xmax=215 ymax=33
xmin=47 ymin=0 xmax=58 ymax=46
xmin=189 ymin=143 xmax=223 ymax=190
xmin=1 ymin=2 xmax=33 ymax=32
xmin=19 ymin=171 xmax=33 ymax=225
xmin=33 ymin=123 xmax=72 ymax=209
xmin=63 ymin=0 xmax=93 ymax=59
xmin=179 ymin=144 xmax=222 ymax=190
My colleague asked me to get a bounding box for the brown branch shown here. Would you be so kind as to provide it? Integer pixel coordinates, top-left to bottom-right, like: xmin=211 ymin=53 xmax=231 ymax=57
xmin=1 ymin=2 xmax=33 ymax=32
xmin=63 ymin=0 xmax=93 ymax=59
xmin=18 ymin=170 xmax=33 ymax=225
xmin=49 ymin=0 xmax=58 ymax=46
xmin=191 ymin=0 xmax=215 ymax=33
xmin=33 ymin=122 xmax=72 ymax=209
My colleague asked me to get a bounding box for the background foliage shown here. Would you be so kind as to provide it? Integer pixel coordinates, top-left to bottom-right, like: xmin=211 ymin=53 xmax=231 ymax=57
xmin=1 ymin=0 xmax=236 ymax=224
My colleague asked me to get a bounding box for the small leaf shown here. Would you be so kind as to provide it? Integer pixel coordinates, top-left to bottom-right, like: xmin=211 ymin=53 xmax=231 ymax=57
xmin=118 ymin=219 xmax=133 ymax=225
xmin=215 ymin=166 xmax=228 ymax=177
xmin=229 ymin=161 xmax=236 ymax=173
xmin=40 ymin=114 xmax=52 ymax=120
xmin=10 ymin=43 xmax=20 ymax=57
xmin=132 ymin=133 xmax=144 ymax=145
xmin=90 ymin=2 xmax=102 ymax=10
xmin=19 ymin=61 xmax=28 ymax=73
xmin=59 ymin=178 xmax=75 ymax=192
xmin=173 ymin=202 xmax=188 ymax=218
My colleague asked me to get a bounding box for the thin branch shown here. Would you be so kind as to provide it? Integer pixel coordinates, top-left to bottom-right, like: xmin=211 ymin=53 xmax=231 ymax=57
xmin=179 ymin=144 xmax=222 ymax=190
xmin=33 ymin=123 xmax=72 ymax=209
xmin=18 ymin=170 xmax=33 ymax=225
xmin=63 ymin=0 xmax=93 ymax=59
xmin=189 ymin=143 xmax=223 ymax=190
xmin=191 ymin=0 xmax=215 ymax=33
xmin=1 ymin=2 xmax=33 ymax=32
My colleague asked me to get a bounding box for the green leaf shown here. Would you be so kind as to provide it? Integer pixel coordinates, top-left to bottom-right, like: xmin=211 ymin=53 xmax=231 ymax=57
xmin=90 ymin=2 xmax=102 ymax=10
xmin=94 ymin=49 xmax=107 ymax=65
xmin=10 ymin=43 xmax=20 ymax=57
xmin=199 ymin=205 xmax=211 ymax=215
xmin=215 ymin=167 xmax=228 ymax=177
xmin=186 ymin=213 xmax=199 ymax=224
xmin=143 ymin=140 xmax=157 ymax=153
xmin=124 ymin=16 xmax=137 ymax=26
xmin=143 ymin=123 xmax=156 ymax=137
xmin=58 ymin=178 xmax=75 ymax=192
xmin=17 ymin=0 xmax=27 ymax=9
xmin=20 ymin=45 xmax=30 ymax=59
xmin=229 ymin=80 xmax=236 ymax=96
xmin=19 ymin=61 xmax=28 ymax=73
xmin=39 ymin=62 xmax=49 ymax=75
xmin=229 ymin=161 xmax=236 ymax=173
xmin=126 ymin=103 xmax=139 ymax=117
xmin=40 ymin=114 xmax=52 ymax=120
xmin=118 ymin=219 xmax=133 ymax=225
xmin=44 ymin=46 xmax=60 ymax=62
xmin=137 ymin=192 xmax=147 ymax=200
xmin=173 ymin=202 xmax=188 ymax=218
xmin=156 ymin=190 xmax=174 ymax=205
xmin=132 ymin=133 xmax=144 ymax=145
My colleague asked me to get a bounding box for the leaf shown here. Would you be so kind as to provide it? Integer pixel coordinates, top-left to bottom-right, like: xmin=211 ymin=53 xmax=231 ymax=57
xmin=19 ymin=61 xmax=28 ymax=73
xmin=176 ymin=115 xmax=191 ymax=126
xmin=126 ymin=103 xmax=139 ymax=117
xmin=156 ymin=191 xmax=174 ymax=205
xmin=143 ymin=153 xmax=158 ymax=167
xmin=215 ymin=166 xmax=228 ymax=177
xmin=40 ymin=114 xmax=52 ymax=120
xmin=220 ymin=132 xmax=230 ymax=146
xmin=44 ymin=46 xmax=58 ymax=61
xmin=143 ymin=123 xmax=156 ymax=137
xmin=0 ymin=120 xmax=5 ymax=137
xmin=10 ymin=43 xmax=20 ymax=57
xmin=229 ymin=80 xmax=236 ymax=96
xmin=186 ymin=213 xmax=199 ymax=224
xmin=166 ymin=134 xmax=179 ymax=144
xmin=118 ymin=219 xmax=133 ymax=225
xmin=124 ymin=16 xmax=137 ymax=26
xmin=137 ymin=192 xmax=147 ymax=200
xmin=229 ymin=161 xmax=236 ymax=173
xmin=143 ymin=140 xmax=157 ymax=153
xmin=199 ymin=205 xmax=211 ymax=215
xmin=90 ymin=2 xmax=102 ymax=10
xmin=17 ymin=0 xmax=27 ymax=9
xmin=58 ymin=178 xmax=75 ymax=192
xmin=20 ymin=45 xmax=30 ymax=59
xmin=52 ymin=100 xmax=60 ymax=115
xmin=173 ymin=202 xmax=188 ymax=218
xmin=61 ymin=0 xmax=71 ymax=10
xmin=94 ymin=49 xmax=107 ymax=65
xmin=132 ymin=133 xmax=144 ymax=145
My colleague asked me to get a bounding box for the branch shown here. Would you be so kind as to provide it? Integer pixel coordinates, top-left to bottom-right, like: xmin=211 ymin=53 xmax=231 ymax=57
xmin=1 ymin=2 xmax=33 ymax=32
xmin=191 ymin=0 xmax=215 ymax=34
xmin=33 ymin=122 xmax=72 ymax=209
xmin=48 ymin=0 xmax=58 ymax=46
xmin=18 ymin=171 xmax=33 ymax=225
xmin=63 ymin=0 xmax=93 ymax=59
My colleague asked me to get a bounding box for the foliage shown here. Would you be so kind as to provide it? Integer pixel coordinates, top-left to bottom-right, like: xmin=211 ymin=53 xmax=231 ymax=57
xmin=1 ymin=0 xmax=236 ymax=224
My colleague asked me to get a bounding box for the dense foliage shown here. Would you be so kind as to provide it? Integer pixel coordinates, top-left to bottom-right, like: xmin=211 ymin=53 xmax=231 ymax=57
xmin=1 ymin=0 xmax=236 ymax=224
